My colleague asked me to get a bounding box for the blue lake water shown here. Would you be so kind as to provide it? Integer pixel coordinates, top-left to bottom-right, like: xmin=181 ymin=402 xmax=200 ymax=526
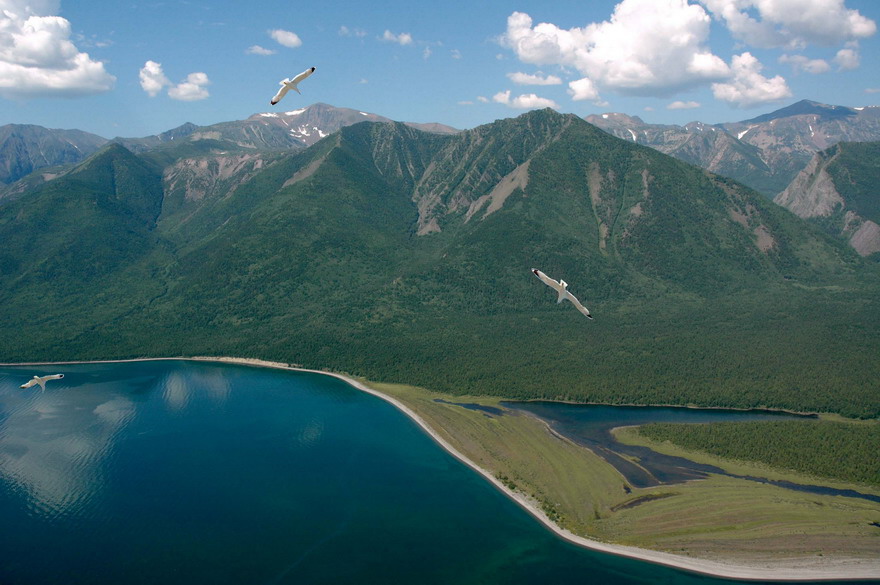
xmin=0 ymin=360 xmax=875 ymax=584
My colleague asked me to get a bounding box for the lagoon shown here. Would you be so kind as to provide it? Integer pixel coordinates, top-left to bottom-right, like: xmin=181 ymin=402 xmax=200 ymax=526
xmin=0 ymin=360 xmax=874 ymax=584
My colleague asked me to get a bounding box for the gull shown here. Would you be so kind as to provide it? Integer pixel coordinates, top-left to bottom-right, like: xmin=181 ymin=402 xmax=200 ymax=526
xmin=20 ymin=373 xmax=64 ymax=391
xmin=532 ymin=268 xmax=593 ymax=319
xmin=270 ymin=66 xmax=316 ymax=105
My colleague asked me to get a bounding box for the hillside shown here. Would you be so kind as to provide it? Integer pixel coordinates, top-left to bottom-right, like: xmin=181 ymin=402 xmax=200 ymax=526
xmin=775 ymin=141 xmax=880 ymax=258
xmin=1 ymin=110 xmax=878 ymax=417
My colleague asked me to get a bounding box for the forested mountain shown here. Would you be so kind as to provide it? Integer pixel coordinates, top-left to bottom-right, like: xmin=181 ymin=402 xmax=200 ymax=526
xmin=587 ymin=100 xmax=880 ymax=197
xmin=1 ymin=109 xmax=878 ymax=417
xmin=775 ymin=141 xmax=880 ymax=258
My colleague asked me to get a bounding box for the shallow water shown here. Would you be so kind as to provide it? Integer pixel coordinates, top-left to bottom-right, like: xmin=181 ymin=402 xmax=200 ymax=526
xmin=0 ymin=361 xmax=874 ymax=584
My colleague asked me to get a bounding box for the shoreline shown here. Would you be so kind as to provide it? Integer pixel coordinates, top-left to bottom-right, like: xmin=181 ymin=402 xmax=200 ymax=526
xmin=4 ymin=355 xmax=879 ymax=581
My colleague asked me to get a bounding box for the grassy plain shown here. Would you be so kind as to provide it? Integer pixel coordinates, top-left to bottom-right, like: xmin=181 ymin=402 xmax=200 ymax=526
xmin=371 ymin=381 xmax=880 ymax=563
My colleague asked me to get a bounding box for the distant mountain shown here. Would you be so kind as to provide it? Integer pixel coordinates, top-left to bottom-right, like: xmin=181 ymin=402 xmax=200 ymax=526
xmin=584 ymin=112 xmax=772 ymax=194
xmin=775 ymin=141 xmax=880 ymax=257
xmin=0 ymin=124 xmax=107 ymax=184
xmin=2 ymin=109 xmax=877 ymax=417
xmin=586 ymin=100 xmax=880 ymax=197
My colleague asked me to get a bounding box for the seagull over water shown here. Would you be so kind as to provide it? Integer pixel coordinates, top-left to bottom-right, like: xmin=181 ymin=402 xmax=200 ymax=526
xmin=270 ymin=66 xmax=316 ymax=105
xmin=532 ymin=268 xmax=593 ymax=319
xmin=20 ymin=373 xmax=64 ymax=391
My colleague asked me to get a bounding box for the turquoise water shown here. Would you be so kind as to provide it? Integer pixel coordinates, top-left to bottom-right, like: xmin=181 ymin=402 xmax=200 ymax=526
xmin=0 ymin=360 xmax=873 ymax=584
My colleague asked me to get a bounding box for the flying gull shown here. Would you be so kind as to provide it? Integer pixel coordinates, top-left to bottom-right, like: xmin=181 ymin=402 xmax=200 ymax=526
xmin=270 ymin=66 xmax=316 ymax=105
xmin=531 ymin=268 xmax=593 ymax=319
xmin=20 ymin=373 xmax=65 ymax=391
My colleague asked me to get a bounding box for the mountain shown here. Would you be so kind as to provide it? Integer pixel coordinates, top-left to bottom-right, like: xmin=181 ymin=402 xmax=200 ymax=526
xmin=1 ymin=110 xmax=877 ymax=418
xmin=586 ymin=100 xmax=880 ymax=197
xmin=0 ymin=124 xmax=107 ymax=184
xmin=775 ymin=141 xmax=880 ymax=257
xmin=584 ymin=113 xmax=772 ymax=194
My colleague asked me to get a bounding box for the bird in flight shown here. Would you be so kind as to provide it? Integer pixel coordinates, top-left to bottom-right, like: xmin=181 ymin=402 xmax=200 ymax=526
xmin=270 ymin=66 xmax=316 ymax=105
xmin=20 ymin=373 xmax=65 ymax=391
xmin=532 ymin=268 xmax=593 ymax=319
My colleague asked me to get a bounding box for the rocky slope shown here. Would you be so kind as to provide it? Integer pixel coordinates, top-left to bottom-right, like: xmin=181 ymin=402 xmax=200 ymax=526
xmin=775 ymin=141 xmax=880 ymax=257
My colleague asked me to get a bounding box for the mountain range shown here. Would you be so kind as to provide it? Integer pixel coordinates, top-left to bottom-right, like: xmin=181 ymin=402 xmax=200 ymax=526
xmin=1 ymin=107 xmax=877 ymax=418
xmin=586 ymin=100 xmax=880 ymax=197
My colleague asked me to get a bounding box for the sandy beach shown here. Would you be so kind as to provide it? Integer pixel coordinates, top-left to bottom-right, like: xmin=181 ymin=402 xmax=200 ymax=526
xmin=5 ymin=355 xmax=880 ymax=581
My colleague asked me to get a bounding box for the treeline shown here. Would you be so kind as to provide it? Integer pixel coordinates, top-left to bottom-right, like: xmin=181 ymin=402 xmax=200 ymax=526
xmin=636 ymin=419 xmax=880 ymax=486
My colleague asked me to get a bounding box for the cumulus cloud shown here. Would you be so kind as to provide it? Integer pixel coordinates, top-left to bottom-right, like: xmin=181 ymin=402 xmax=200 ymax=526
xmin=711 ymin=52 xmax=791 ymax=107
xmin=269 ymin=29 xmax=302 ymax=48
xmin=381 ymin=30 xmax=413 ymax=45
xmin=498 ymin=0 xmax=875 ymax=111
xmin=167 ymin=72 xmax=210 ymax=101
xmin=667 ymin=100 xmax=701 ymax=109
xmin=779 ymin=54 xmax=831 ymax=74
xmin=246 ymin=45 xmax=276 ymax=56
xmin=501 ymin=3 xmax=730 ymax=96
xmin=139 ymin=61 xmax=210 ymax=101
xmin=698 ymin=0 xmax=876 ymax=49
xmin=567 ymin=77 xmax=600 ymax=101
xmin=834 ymin=47 xmax=859 ymax=70
xmin=0 ymin=0 xmax=115 ymax=98
xmin=507 ymin=71 xmax=562 ymax=85
xmin=451 ymin=49 xmax=462 ymax=59
xmin=139 ymin=60 xmax=170 ymax=97
xmin=493 ymin=89 xmax=559 ymax=109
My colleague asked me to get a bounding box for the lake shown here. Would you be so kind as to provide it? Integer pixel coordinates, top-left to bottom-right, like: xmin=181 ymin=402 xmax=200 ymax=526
xmin=0 ymin=360 xmax=873 ymax=584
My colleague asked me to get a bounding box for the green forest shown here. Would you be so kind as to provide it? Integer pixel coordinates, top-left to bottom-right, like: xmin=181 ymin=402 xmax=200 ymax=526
xmin=636 ymin=419 xmax=880 ymax=486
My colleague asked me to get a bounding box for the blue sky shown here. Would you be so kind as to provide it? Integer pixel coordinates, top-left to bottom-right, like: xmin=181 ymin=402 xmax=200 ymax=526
xmin=1 ymin=0 xmax=878 ymax=138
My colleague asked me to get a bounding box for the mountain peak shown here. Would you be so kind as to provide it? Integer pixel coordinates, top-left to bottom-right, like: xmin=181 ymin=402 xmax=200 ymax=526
xmin=738 ymin=99 xmax=858 ymax=125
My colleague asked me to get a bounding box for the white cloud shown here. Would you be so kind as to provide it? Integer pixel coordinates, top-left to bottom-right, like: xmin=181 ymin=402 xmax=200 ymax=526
xmin=0 ymin=0 xmax=115 ymax=98
xmin=501 ymin=3 xmax=730 ymax=97
xmin=779 ymin=54 xmax=831 ymax=74
xmin=167 ymin=72 xmax=210 ymax=101
xmin=339 ymin=26 xmax=366 ymax=38
xmin=698 ymin=0 xmax=876 ymax=49
xmin=568 ymin=77 xmax=600 ymax=101
xmin=381 ymin=30 xmax=413 ymax=45
xmin=507 ymin=71 xmax=562 ymax=85
xmin=423 ymin=46 xmax=432 ymax=60
xmin=477 ymin=95 xmax=490 ymax=103
xmin=140 ymin=61 xmax=210 ymax=101
xmin=834 ymin=47 xmax=859 ymax=70
xmin=865 ymin=87 xmax=880 ymax=94
xmin=667 ymin=100 xmax=701 ymax=109
xmin=269 ymin=29 xmax=302 ymax=48
xmin=246 ymin=45 xmax=275 ymax=56
xmin=139 ymin=60 xmax=170 ymax=97
xmin=451 ymin=49 xmax=462 ymax=59
xmin=711 ymin=52 xmax=791 ymax=107
xmin=493 ymin=89 xmax=559 ymax=109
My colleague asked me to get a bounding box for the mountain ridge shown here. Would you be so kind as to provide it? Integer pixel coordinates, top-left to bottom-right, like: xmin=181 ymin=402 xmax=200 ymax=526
xmin=2 ymin=108 xmax=877 ymax=417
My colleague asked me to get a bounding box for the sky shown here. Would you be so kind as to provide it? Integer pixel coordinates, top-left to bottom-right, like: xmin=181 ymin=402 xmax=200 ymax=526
xmin=1 ymin=0 xmax=878 ymax=138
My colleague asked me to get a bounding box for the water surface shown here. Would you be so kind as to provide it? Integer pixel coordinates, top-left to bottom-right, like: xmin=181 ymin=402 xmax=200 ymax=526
xmin=0 ymin=361 xmax=874 ymax=584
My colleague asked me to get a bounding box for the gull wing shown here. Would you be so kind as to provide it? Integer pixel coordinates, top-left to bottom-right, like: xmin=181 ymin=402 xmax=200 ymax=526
xmin=270 ymin=84 xmax=291 ymax=105
xmin=532 ymin=268 xmax=563 ymax=292
xmin=20 ymin=377 xmax=38 ymax=389
xmin=45 ymin=374 xmax=64 ymax=382
xmin=563 ymin=291 xmax=593 ymax=319
xmin=290 ymin=66 xmax=316 ymax=86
